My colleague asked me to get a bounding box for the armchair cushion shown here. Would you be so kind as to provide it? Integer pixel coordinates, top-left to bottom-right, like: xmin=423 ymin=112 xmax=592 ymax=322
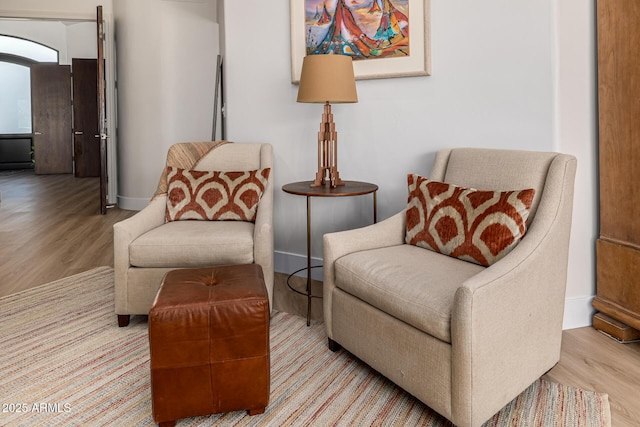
xmin=335 ymin=244 xmax=484 ymax=343
xmin=405 ymin=174 xmax=535 ymax=266
xmin=165 ymin=167 xmax=271 ymax=222
xmin=129 ymin=220 xmax=255 ymax=268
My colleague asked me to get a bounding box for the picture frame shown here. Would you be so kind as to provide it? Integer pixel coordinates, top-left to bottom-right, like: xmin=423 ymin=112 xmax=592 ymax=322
xmin=290 ymin=0 xmax=431 ymax=83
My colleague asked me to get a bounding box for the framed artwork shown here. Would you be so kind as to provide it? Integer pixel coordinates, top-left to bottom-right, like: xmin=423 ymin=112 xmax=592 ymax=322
xmin=290 ymin=0 xmax=431 ymax=83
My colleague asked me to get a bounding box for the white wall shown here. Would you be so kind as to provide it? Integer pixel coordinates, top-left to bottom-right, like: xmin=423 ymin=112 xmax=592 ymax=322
xmin=223 ymin=0 xmax=555 ymax=259
xmin=0 ymin=20 xmax=68 ymax=61
xmin=0 ymin=19 xmax=96 ymax=64
xmin=66 ymin=22 xmax=98 ymax=59
xmin=555 ymin=0 xmax=598 ymax=328
xmin=0 ymin=0 xmax=112 ymax=20
xmin=113 ymin=0 xmax=219 ymax=207
xmin=222 ymin=0 xmax=598 ymax=328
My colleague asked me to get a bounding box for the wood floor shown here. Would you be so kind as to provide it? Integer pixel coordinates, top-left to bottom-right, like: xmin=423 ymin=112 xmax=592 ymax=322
xmin=0 ymin=170 xmax=135 ymax=297
xmin=1 ymin=170 xmax=639 ymax=426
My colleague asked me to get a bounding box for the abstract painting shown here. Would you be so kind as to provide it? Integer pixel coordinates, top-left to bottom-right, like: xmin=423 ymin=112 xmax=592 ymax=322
xmin=306 ymin=0 xmax=410 ymax=60
xmin=291 ymin=0 xmax=430 ymax=82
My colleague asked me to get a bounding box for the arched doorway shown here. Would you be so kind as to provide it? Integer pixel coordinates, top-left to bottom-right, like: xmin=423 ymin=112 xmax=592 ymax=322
xmin=0 ymin=35 xmax=58 ymax=170
xmin=0 ymin=13 xmax=118 ymax=209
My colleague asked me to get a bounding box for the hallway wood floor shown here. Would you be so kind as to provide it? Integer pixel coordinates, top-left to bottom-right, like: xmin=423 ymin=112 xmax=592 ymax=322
xmin=1 ymin=170 xmax=639 ymax=426
xmin=0 ymin=170 xmax=135 ymax=297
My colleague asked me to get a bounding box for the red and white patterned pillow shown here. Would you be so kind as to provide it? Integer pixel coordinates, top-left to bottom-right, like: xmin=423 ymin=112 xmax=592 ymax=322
xmin=405 ymin=174 xmax=535 ymax=266
xmin=165 ymin=167 xmax=271 ymax=223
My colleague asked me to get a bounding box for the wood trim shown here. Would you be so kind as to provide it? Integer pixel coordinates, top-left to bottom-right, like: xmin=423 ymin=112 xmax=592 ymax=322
xmin=593 ymin=312 xmax=640 ymax=343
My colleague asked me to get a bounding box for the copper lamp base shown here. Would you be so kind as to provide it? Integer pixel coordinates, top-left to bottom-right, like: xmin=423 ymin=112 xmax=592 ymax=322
xmin=311 ymin=102 xmax=344 ymax=188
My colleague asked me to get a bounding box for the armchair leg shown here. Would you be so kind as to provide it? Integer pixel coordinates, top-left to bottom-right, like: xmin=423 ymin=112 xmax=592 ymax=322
xmin=328 ymin=338 xmax=342 ymax=352
xmin=117 ymin=315 xmax=130 ymax=327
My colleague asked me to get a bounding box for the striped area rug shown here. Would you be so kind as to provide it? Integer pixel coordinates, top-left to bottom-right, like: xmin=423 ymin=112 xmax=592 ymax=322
xmin=0 ymin=267 xmax=610 ymax=426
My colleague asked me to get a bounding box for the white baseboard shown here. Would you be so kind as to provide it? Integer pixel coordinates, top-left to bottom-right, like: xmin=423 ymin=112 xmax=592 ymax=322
xmin=563 ymin=295 xmax=595 ymax=330
xmin=117 ymin=196 xmax=149 ymax=211
xmin=275 ymin=251 xmax=323 ymax=281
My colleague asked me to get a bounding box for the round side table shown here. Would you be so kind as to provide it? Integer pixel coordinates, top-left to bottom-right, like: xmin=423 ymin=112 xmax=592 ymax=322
xmin=282 ymin=181 xmax=378 ymax=325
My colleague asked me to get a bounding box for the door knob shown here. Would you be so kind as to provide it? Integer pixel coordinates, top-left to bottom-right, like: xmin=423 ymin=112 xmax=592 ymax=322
xmin=34 ymin=132 xmax=42 ymax=135
xmin=75 ymin=131 xmax=84 ymax=135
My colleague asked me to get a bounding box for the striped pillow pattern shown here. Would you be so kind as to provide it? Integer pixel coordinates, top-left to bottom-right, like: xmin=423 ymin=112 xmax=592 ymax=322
xmin=405 ymin=174 xmax=535 ymax=266
xmin=165 ymin=167 xmax=270 ymax=222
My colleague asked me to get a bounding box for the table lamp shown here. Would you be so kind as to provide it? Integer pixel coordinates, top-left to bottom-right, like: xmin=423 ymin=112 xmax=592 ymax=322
xmin=297 ymin=54 xmax=358 ymax=188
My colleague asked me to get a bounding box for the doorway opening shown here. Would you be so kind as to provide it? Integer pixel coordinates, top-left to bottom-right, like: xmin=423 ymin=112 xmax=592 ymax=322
xmin=0 ymin=14 xmax=112 ymax=214
xmin=0 ymin=35 xmax=59 ymax=171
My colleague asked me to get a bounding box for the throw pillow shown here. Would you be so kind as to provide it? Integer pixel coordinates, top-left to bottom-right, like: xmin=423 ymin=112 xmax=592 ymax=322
xmin=165 ymin=167 xmax=270 ymax=222
xmin=405 ymin=174 xmax=535 ymax=266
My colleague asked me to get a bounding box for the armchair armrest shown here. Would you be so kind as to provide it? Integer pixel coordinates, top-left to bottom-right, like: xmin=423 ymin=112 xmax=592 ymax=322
xmin=450 ymin=232 xmax=568 ymax=425
xmin=450 ymin=155 xmax=576 ymax=426
xmin=113 ymin=196 xmax=166 ymax=311
xmin=323 ymin=210 xmax=406 ymax=336
xmin=254 ymin=174 xmax=274 ymax=308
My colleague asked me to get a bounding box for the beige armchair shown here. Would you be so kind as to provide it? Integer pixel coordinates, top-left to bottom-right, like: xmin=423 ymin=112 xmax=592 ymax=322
xmin=323 ymin=148 xmax=576 ymax=427
xmin=114 ymin=142 xmax=274 ymax=327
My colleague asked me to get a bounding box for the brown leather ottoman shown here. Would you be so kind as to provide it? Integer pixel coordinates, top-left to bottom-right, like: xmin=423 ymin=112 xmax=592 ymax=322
xmin=148 ymin=264 xmax=270 ymax=427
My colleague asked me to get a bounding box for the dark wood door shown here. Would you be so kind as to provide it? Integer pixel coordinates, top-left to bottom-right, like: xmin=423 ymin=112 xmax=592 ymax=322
xmin=97 ymin=5 xmax=108 ymax=214
xmin=72 ymin=58 xmax=100 ymax=177
xmin=31 ymin=63 xmax=72 ymax=175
